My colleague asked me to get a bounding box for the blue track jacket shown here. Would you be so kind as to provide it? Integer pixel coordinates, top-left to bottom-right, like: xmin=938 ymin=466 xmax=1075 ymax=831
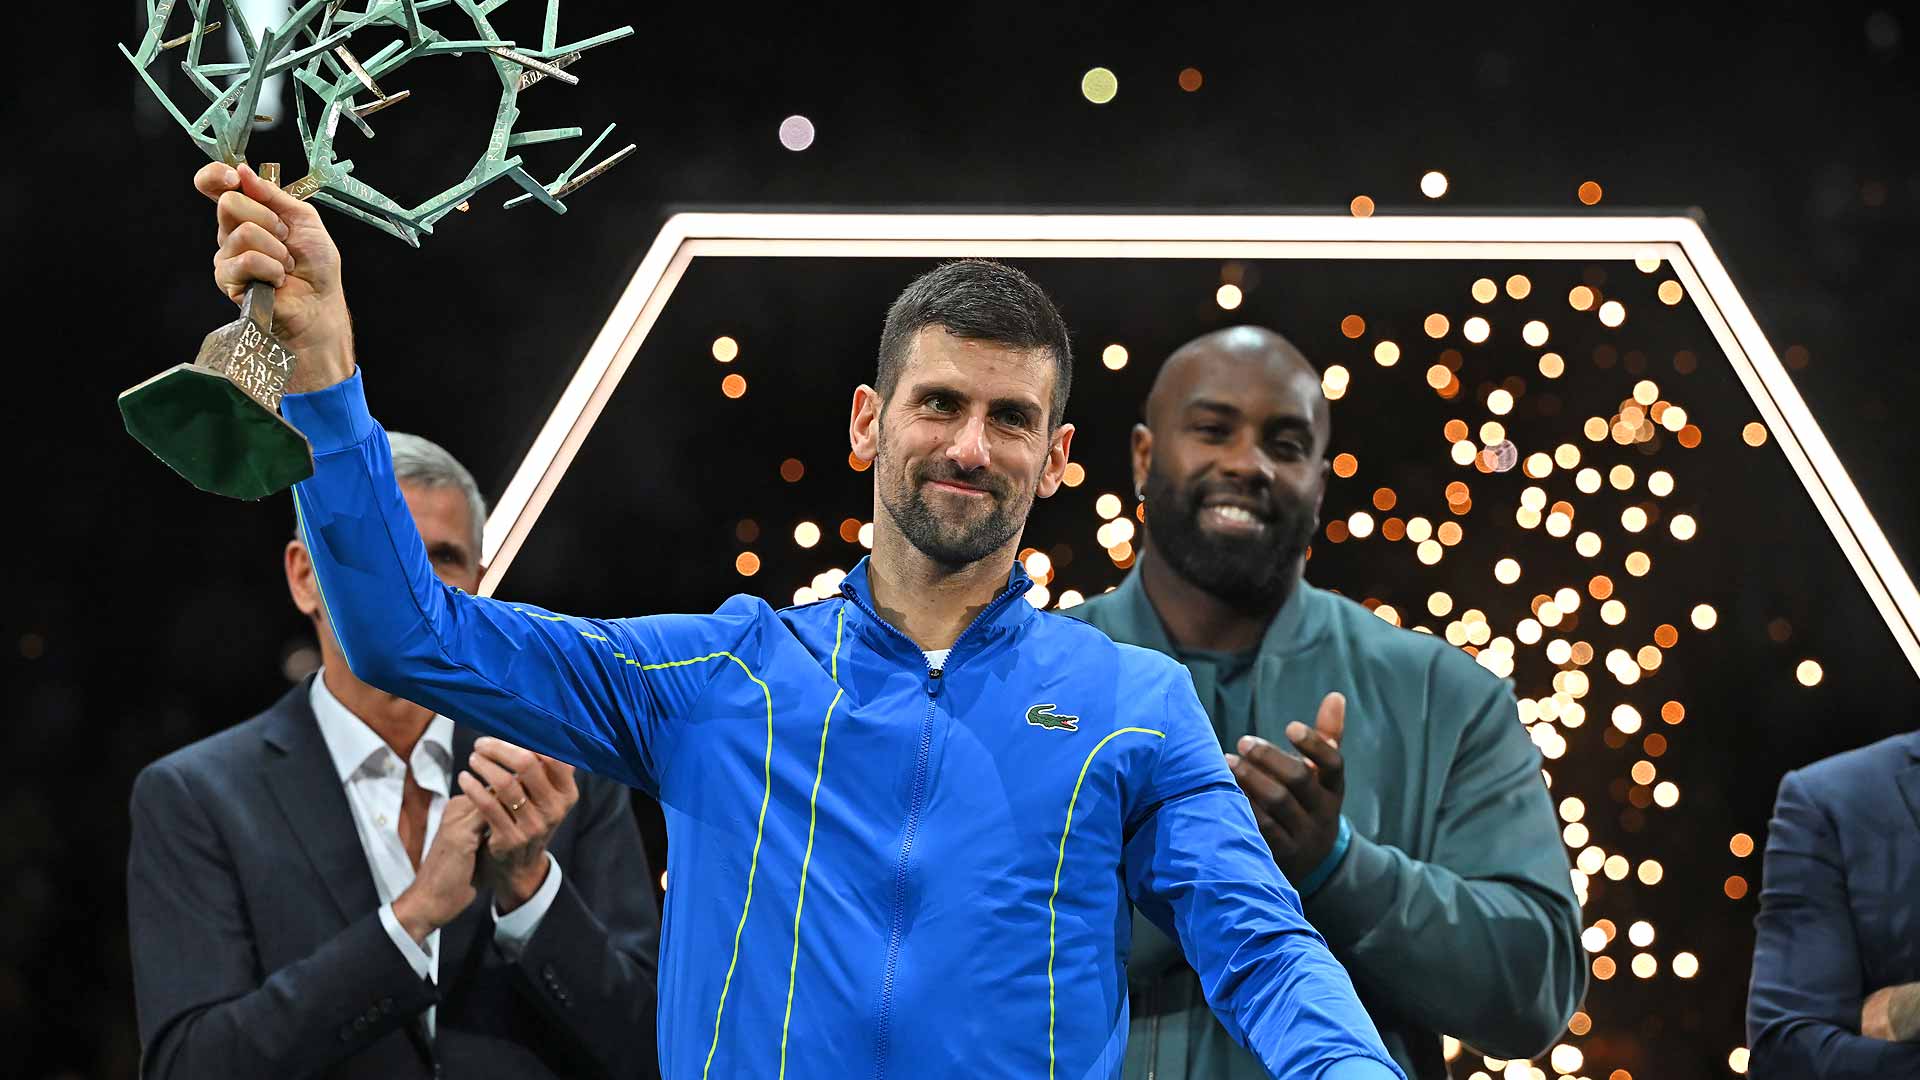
xmin=282 ymin=371 xmax=1401 ymax=1080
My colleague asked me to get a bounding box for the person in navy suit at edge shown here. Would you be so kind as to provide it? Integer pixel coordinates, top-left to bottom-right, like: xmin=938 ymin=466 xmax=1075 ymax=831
xmin=127 ymin=432 xmax=661 ymax=1079
xmin=1747 ymin=729 xmax=1920 ymax=1076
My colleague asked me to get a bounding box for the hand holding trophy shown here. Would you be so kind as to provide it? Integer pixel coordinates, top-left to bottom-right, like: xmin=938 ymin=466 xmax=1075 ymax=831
xmin=121 ymin=160 xmax=357 ymax=499
xmin=116 ymin=0 xmax=635 ymax=500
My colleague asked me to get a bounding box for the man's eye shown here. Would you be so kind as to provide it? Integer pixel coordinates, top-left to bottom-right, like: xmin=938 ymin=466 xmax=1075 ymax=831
xmin=1194 ymin=424 xmax=1229 ymax=438
xmin=926 ymin=396 xmax=956 ymax=413
xmin=1270 ymin=441 xmax=1306 ymax=460
xmin=996 ymin=410 xmax=1030 ymax=428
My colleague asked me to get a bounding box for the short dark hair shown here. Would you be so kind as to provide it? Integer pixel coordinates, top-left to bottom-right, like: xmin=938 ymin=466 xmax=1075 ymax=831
xmin=876 ymin=260 xmax=1073 ymax=429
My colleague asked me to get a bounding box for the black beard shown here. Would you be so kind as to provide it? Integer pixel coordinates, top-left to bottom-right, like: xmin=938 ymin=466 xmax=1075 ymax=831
xmin=876 ymin=428 xmax=1031 ymax=569
xmin=1142 ymin=462 xmax=1315 ymax=616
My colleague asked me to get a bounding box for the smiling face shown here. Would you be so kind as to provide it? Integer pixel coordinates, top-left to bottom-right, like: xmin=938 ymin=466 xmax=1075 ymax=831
xmin=1134 ymin=327 xmax=1330 ymax=614
xmin=852 ymin=327 xmax=1074 ymax=571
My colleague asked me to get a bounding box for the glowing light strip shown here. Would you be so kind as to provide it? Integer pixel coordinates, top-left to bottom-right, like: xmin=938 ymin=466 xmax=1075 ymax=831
xmin=477 ymin=213 xmax=1920 ymax=679
xmin=1664 ymin=233 xmax=1920 ymax=675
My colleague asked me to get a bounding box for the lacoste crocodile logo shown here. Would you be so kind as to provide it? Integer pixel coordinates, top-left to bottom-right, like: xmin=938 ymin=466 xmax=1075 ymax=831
xmin=1025 ymin=703 xmax=1079 ymax=732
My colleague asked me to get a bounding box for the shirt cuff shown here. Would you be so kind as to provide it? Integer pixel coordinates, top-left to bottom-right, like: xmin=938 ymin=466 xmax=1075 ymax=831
xmin=280 ymin=366 xmax=373 ymax=453
xmin=492 ymin=852 xmax=563 ymax=959
xmin=379 ymin=902 xmax=434 ymax=980
xmin=1295 ymin=815 xmax=1353 ymax=898
xmin=1319 ymin=1057 xmax=1402 ymax=1080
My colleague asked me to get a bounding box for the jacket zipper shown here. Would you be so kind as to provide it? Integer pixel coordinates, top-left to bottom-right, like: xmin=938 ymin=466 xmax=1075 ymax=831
xmin=874 ymin=676 xmax=937 ymax=1080
xmin=841 ymin=579 xmax=1029 ymax=1080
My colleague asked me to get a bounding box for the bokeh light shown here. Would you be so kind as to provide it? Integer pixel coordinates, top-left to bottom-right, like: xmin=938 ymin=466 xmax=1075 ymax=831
xmin=1080 ymin=67 xmax=1118 ymax=104
xmin=777 ymin=115 xmax=816 ymax=151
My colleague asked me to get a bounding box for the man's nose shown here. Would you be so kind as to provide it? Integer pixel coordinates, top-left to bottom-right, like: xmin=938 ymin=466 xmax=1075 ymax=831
xmin=947 ymin=413 xmax=991 ymax=471
xmin=1218 ymin=434 xmax=1276 ymax=484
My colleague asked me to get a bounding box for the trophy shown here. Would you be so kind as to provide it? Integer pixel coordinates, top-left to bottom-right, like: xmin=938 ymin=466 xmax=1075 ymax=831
xmin=117 ymin=0 xmax=635 ymax=500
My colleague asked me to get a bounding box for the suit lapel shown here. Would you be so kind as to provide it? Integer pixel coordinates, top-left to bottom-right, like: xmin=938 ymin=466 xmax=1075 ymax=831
xmin=437 ymin=725 xmax=487 ymax=974
xmin=261 ymin=683 xmax=381 ymax=924
xmin=451 ymin=723 xmax=479 ymax=783
xmin=1898 ymin=752 xmax=1920 ymax=839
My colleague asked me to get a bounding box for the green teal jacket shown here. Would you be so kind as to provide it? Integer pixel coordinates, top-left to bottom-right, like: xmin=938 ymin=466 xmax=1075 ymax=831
xmin=1070 ymin=571 xmax=1584 ymax=1080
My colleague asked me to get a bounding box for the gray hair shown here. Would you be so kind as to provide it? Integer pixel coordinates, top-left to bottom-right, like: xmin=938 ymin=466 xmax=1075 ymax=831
xmin=293 ymin=431 xmax=488 ymax=559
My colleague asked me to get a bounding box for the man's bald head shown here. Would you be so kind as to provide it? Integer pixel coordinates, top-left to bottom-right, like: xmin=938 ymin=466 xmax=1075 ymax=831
xmin=1144 ymin=326 xmax=1330 ymax=450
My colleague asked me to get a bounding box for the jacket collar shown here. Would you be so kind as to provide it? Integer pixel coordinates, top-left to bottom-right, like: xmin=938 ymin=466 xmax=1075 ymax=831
xmin=308 ymin=670 xmax=456 ymax=794
xmin=835 ymin=555 xmax=1036 ymax=666
xmin=1103 ymin=563 xmax=1324 ymax=659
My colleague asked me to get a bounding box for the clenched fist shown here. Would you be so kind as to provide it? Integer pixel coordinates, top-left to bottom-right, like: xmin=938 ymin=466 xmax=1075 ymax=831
xmin=193 ymin=162 xmax=356 ymax=393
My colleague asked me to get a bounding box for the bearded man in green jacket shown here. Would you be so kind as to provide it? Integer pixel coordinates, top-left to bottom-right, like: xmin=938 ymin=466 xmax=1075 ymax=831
xmin=1070 ymin=326 xmax=1585 ymax=1080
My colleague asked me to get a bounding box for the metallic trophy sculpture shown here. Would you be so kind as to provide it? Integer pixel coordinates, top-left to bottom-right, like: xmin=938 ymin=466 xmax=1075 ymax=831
xmin=117 ymin=0 xmax=635 ymax=500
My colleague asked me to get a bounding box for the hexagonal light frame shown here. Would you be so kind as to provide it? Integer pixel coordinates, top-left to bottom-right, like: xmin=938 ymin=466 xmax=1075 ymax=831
xmin=476 ymin=212 xmax=1920 ymax=676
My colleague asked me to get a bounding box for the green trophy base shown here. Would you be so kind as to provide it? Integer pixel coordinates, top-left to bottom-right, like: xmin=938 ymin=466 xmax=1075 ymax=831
xmin=119 ymin=363 xmax=313 ymax=502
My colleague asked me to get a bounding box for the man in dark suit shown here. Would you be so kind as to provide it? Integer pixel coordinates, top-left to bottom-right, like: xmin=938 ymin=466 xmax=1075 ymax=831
xmin=128 ymin=432 xmax=661 ymax=1079
xmin=1748 ymin=730 xmax=1920 ymax=1077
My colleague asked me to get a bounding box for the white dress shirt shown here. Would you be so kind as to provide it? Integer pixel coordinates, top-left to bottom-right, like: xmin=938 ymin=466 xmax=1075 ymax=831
xmin=310 ymin=672 xmax=563 ymax=1039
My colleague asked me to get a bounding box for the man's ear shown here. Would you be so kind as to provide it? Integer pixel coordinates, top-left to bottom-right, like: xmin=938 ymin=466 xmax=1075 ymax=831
xmin=1130 ymin=423 xmax=1153 ymax=500
xmin=1036 ymin=423 xmax=1076 ymax=498
xmin=285 ymin=540 xmax=321 ymax=619
xmin=850 ymin=384 xmax=881 ymax=464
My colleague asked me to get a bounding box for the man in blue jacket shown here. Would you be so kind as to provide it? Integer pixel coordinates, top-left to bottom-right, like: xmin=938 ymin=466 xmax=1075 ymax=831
xmin=191 ymin=162 xmax=1402 ymax=1079
xmin=1747 ymin=731 xmax=1920 ymax=1076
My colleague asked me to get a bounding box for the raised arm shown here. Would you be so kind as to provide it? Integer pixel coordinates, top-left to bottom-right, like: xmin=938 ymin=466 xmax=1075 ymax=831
xmin=1123 ymin=674 xmax=1403 ymax=1080
xmin=197 ymin=164 xmax=741 ymax=790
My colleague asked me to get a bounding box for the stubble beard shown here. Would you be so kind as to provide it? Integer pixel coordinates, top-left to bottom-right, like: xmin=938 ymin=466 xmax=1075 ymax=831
xmin=875 ymin=423 xmax=1035 ymax=570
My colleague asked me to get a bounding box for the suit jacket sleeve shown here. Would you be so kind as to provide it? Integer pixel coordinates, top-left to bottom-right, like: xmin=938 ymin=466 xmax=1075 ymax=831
xmin=1124 ymin=670 xmax=1403 ymax=1080
xmin=128 ymin=759 xmax=439 ymax=1079
xmin=508 ymin=778 xmax=662 ymax=1079
xmin=282 ymin=369 xmax=758 ymax=794
xmin=1747 ymin=769 xmax=1920 ymax=1078
xmin=1301 ymin=670 xmax=1585 ymax=1058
